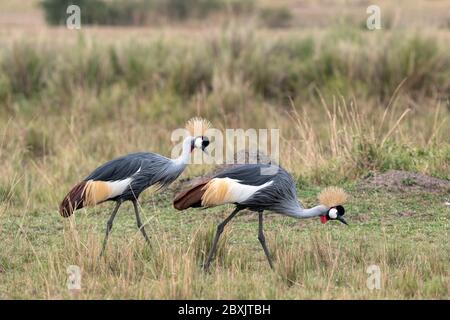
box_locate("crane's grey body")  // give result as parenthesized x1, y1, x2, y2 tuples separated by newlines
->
(86, 151, 188, 256)
(213, 164, 303, 216)
(85, 152, 186, 202)
(174, 163, 342, 271)
(212, 164, 327, 219)
(74, 134, 209, 257)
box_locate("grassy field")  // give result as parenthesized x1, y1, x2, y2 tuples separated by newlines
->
(0, 0, 449, 299)
(1, 185, 449, 299)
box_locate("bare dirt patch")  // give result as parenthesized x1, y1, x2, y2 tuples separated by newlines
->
(358, 170, 450, 194)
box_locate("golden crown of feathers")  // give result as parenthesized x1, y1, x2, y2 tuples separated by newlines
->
(185, 117, 211, 136)
(318, 187, 348, 207)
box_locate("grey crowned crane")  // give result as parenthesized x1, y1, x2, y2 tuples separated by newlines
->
(173, 163, 348, 270)
(60, 117, 211, 256)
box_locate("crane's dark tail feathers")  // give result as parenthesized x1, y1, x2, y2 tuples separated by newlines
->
(173, 178, 211, 210)
(59, 181, 87, 217)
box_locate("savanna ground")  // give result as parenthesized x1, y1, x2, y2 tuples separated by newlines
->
(0, 0, 449, 299)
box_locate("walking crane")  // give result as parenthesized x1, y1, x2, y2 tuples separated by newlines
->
(60, 117, 211, 256)
(173, 163, 348, 270)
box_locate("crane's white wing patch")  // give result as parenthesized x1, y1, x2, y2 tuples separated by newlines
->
(108, 177, 133, 198)
(202, 178, 273, 206)
(108, 167, 140, 198)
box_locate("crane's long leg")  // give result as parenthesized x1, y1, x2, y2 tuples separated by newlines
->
(132, 200, 150, 244)
(258, 211, 274, 269)
(203, 206, 241, 271)
(100, 200, 122, 257)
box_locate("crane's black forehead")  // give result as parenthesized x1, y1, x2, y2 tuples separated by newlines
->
(336, 205, 345, 215)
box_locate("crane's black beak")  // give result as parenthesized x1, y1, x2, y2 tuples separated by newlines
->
(337, 216, 348, 225)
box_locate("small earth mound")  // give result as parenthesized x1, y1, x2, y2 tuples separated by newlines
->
(358, 170, 450, 194)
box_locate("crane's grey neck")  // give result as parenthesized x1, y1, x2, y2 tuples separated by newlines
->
(171, 136, 193, 167)
(285, 203, 328, 219)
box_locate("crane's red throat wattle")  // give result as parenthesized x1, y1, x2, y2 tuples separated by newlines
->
(320, 215, 328, 224)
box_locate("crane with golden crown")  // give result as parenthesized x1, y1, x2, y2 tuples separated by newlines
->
(173, 163, 348, 270)
(59, 117, 211, 256)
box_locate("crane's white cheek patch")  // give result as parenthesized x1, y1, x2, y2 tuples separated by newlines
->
(194, 137, 203, 149)
(329, 208, 338, 219)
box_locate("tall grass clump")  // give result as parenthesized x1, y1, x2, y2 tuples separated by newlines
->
(373, 35, 448, 99)
(187, 223, 230, 267)
(258, 6, 293, 28)
(283, 89, 450, 183)
(2, 28, 450, 103)
(1, 44, 51, 98)
(155, 0, 222, 20)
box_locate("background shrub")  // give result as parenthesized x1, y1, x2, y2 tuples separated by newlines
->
(258, 6, 293, 28)
(40, 0, 232, 25)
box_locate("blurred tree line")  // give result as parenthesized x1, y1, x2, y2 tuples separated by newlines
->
(40, 0, 255, 25)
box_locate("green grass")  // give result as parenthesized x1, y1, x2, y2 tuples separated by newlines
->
(0, 183, 448, 299)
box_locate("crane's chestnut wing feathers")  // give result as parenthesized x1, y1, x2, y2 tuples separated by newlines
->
(173, 180, 209, 210)
(59, 181, 87, 217)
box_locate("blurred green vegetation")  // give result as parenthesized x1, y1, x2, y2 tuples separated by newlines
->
(40, 0, 255, 25)
(2, 29, 449, 103)
(258, 6, 293, 28)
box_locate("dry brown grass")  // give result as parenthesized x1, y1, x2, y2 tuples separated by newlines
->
(2, 215, 447, 299)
